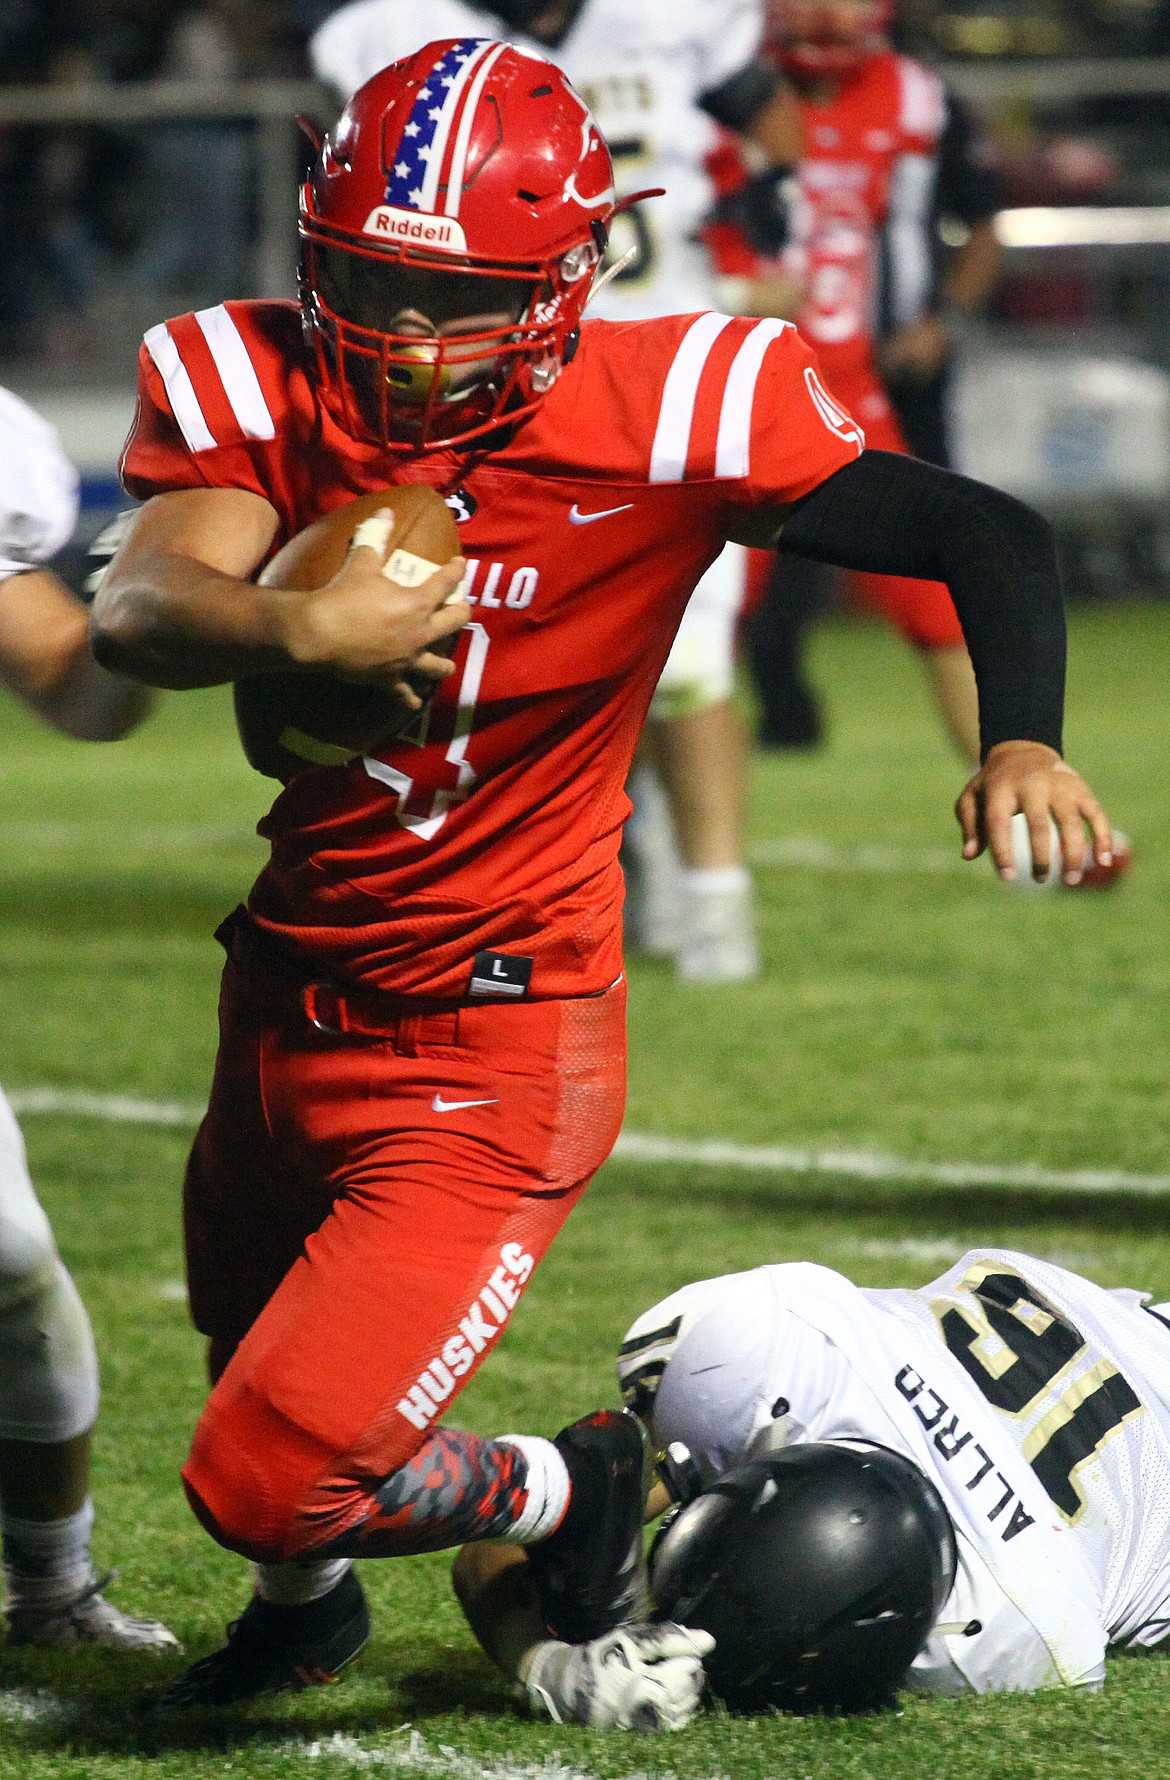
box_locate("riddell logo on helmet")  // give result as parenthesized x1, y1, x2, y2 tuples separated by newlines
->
(362, 205, 468, 253)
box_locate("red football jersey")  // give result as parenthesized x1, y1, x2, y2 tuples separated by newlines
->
(708, 51, 945, 393)
(121, 299, 859, 999)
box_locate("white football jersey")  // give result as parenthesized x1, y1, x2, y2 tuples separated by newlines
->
(619, 1251, 1170, 1695)
(309, 0, 764, 317)
(0, 387, 79, 581)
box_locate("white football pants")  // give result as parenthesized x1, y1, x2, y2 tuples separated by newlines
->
(0, 1089, 99, 1443)
(649, 543, 746, 721)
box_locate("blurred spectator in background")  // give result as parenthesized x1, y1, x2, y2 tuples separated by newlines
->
(0, 5, 95, 362)
(717, 0, 996, 758)
(130, 3, 253, 309)
(879, 88, 1002, 468)
(0, 1, 313, 369)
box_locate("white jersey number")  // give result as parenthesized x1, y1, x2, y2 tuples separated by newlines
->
(363, 622, 489, 842)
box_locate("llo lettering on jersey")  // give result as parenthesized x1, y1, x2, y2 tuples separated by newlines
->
(458, 560, 540, 611)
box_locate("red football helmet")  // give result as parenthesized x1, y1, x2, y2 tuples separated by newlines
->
(300, 38, 616, 453)
(764, 0, 891, 83)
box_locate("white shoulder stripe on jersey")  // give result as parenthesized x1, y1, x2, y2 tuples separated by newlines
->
(195, 305, 276, 442)
(649, 312, 735, 484)
(715, 318, 793, 480)
(143, 322, 217, 454)
(804, 366, 865, 452)
(444, 42, 508, 220)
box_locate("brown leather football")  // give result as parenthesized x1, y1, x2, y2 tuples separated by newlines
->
(233, 483, 462, 782)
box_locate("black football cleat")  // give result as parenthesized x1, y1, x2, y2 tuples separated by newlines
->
(157, 1568, 369, 1709)
(526, 1408, 650, 1645)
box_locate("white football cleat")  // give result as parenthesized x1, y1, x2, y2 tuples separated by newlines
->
(5, 1570, 180, 1652)
(676, 874, 760, 983)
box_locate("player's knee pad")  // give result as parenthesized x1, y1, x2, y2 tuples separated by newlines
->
(0, 1100, 99, 1442)
(182, 1389, 341, 1564)
(650, 547, 744, 721)
(0, 1247, 99, 1444)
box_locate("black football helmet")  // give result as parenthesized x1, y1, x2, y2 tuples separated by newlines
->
(649, 1443, 957, 1715)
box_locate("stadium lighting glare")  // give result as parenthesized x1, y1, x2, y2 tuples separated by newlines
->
(995, 207, 1170, 248)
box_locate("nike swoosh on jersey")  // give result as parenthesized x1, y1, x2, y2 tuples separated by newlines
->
(568, 502, 635, 524)
(431, 1093, 499, 1113)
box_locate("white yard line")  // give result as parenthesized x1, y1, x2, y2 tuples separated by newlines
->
(8, 1086, 1169, 1196)
(299, 1728, 728, 1780)
(611, 1131, 1170, 1195)
(0, 821, 259, 850)
(749, 835, 961, 874)
(8, 1088, 205, 1126)
(0, 1687, 68, 1726)
(1, 823, 953, 869)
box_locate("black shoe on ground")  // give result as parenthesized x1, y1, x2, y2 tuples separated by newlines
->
(526, 1408, 650, 1645)
(157, 1568, 369, 1708)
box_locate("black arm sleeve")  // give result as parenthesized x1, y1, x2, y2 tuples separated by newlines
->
(779, 450, 1065, 757)
(698, 54, 779, 130)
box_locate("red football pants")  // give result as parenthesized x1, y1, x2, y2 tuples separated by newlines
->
(744, 364, 965, 651)
(180, 949, 627, 1563)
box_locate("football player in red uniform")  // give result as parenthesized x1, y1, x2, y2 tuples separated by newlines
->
(94, 40, 1110, 1709)
(710, 0, 993, 759)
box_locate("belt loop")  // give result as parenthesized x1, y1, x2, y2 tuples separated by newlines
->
(395, 1013, 421, 1057)
(304, 982, 345, 1035)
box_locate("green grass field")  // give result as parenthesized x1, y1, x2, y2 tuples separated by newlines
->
(1, 602, 1169, 1779)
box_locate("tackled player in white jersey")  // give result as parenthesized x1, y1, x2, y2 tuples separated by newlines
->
(454, 1248, 1170, 1721)
(0, 386, 176, 1652)
(311, 0, 802, 980)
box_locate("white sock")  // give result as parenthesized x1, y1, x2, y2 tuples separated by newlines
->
(2, 1499, 94, 1609)
(496, 1436, 570, 1544)
(681, 864, 750, 898)
(253, 1556, 352, 1606)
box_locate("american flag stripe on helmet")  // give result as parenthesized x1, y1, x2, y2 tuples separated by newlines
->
(384, 39, 496, 217)
(144, 322, 216, 454)
(444, 42, 509, 220)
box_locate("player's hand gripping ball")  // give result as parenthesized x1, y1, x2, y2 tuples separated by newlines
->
(1006, 810, 1133, 889)
(234, 483, 462, 782)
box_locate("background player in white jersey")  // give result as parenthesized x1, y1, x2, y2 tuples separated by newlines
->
(311, 0, 801, 979)
(454, 1247, 1170, 1719)
(0, 387, 175, 1651)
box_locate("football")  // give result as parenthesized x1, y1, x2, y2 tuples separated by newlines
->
(1006, 810, 1133, 889)
(233, 483, 462, 782)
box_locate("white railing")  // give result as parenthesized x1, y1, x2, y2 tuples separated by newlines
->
(3, 62, 1170, 293)
(0, 80, 331, 298)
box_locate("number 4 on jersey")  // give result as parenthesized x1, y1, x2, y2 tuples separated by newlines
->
(364, 623, 490, 842)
